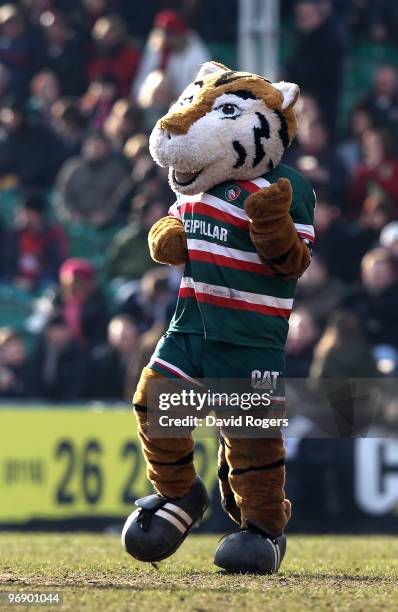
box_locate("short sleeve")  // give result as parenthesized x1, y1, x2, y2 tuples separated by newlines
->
(168, 199, 182, 220)
(289, 180, 316, 245)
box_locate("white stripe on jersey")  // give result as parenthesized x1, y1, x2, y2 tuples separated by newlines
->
(168, 201, 182, 220)
(294, 223, 315, 240)
(180, 278, 293, 310)
(248, 177, 271, 190)
(149, 356, 201, 386)
(179, 193, 249, 221)
(187, 239, 262, 264)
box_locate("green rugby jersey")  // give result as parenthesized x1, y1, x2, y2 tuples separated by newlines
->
(167, 163, 316, 349)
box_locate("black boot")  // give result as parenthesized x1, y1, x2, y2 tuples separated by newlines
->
(122, 476, 208, 562)
(214, 524, 286, 574)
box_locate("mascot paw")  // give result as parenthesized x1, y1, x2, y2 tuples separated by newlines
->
(149, 217, 188, 265)
(122, 476, 208, 562)
(214, 528, 286, 574)
(244, 178, 292, 223)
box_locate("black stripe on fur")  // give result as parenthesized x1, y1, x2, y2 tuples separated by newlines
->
(134, 404, 147, 413)
(230, 89, 257, 100)
(217, 463, 229, 481)
(231, 457, 285, 476)
(151, 451, 194, 467)
(233, 140, 247, 168)
(222, 493, 238, 512)
(252, 112, 270, 167)
(268, 248, 292, 265)
(215, 71, 241, 87)
(274, 109, 290, 149)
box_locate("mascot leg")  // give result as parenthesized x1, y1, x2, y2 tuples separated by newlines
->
(217, 435, 241, 525)
(122, 366, 208, 562)
(214, 435, 290, 574)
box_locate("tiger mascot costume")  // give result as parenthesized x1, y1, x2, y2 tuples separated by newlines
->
(122, 62, 315, 574)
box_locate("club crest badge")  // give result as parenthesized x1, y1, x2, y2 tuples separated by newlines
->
(225, 185, 241, 202)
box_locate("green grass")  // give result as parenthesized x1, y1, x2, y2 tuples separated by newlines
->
(1, 533, 398, 611)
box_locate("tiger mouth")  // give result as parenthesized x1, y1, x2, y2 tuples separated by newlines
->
(173, 168, 203, 186)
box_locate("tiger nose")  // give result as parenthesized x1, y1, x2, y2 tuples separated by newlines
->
(159, 115, 189, 136)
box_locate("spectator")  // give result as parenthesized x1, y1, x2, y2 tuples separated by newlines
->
(88, 315, 139, 400)
(107, 196, 167, 282)
(351, 1, 398, 48)
(286, 308, 320, 378)
(0, 327, 31, 398)
(119, 267, 178, 334)
(80, 72, 117, 130)
(285, 0, 344, 134)
(314, 190, 359, 283)
(285, 118, 347, 202)
(344, 248, 398, 348)
(51, 98, 88, 156)
(348, 128, 398, 215)
(359, 65, 398, 138)
(309, 310, 380, 382)
(40, 10, 86, 95)
(308, 310, 380, 437)
(81, 0, 113, 28)
(295, 254, 345, 327)
(88, 15, 141, 97)
(55, 258, 109, 348)
(0, 4, 40, 97)
(0, 98, 67, 188)
(55, 131, 130, 226)
(106, 140, 170, 219)
(354, 195, 396, 258)
(28, 313, 89, 401)
(23, 0, 54, 26)
(2, 192, 68, 291)
(133, 9, 209, 104)
(294, 93, 321, 126)
(103, 98, 145, 149)
(29, 69, 60, 121)
(337, 106, 372, 178)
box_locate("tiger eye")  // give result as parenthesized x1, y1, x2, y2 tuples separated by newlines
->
(222, 104, 236, 115)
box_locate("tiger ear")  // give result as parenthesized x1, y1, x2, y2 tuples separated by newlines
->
(272, 81, 300, 111)
(194, 61, 229, 80)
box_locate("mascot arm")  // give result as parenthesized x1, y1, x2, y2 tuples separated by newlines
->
(148, 216, 188, 265)
(244, 178, 311, 279)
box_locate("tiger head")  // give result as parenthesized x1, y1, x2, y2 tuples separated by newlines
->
(149, 61, 299, 195)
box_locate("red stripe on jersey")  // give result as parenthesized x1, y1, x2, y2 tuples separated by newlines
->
(179, 201, 249, 230)
(235, 180, 261, 194)
(179, 287, 196, 298)
(179, 288, 291, 318)
(188, 249, 274, 276)
(298, 231, 316, 243)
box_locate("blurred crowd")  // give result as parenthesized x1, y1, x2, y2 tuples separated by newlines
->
(0, 0, 398, 403)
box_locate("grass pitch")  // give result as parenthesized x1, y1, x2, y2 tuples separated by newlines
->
(0, 533, 398, 611)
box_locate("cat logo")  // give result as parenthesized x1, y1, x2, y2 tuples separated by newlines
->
(251, 370, 281, 390)
(225, 185, 241, 202)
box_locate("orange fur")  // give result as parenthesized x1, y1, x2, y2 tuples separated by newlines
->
(133, 367, 196, 498)
(148, 216, 188, 266)
(244, 178, 311, 278)
(159, 72, 297, 140)
(224, 436, 290, 535)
